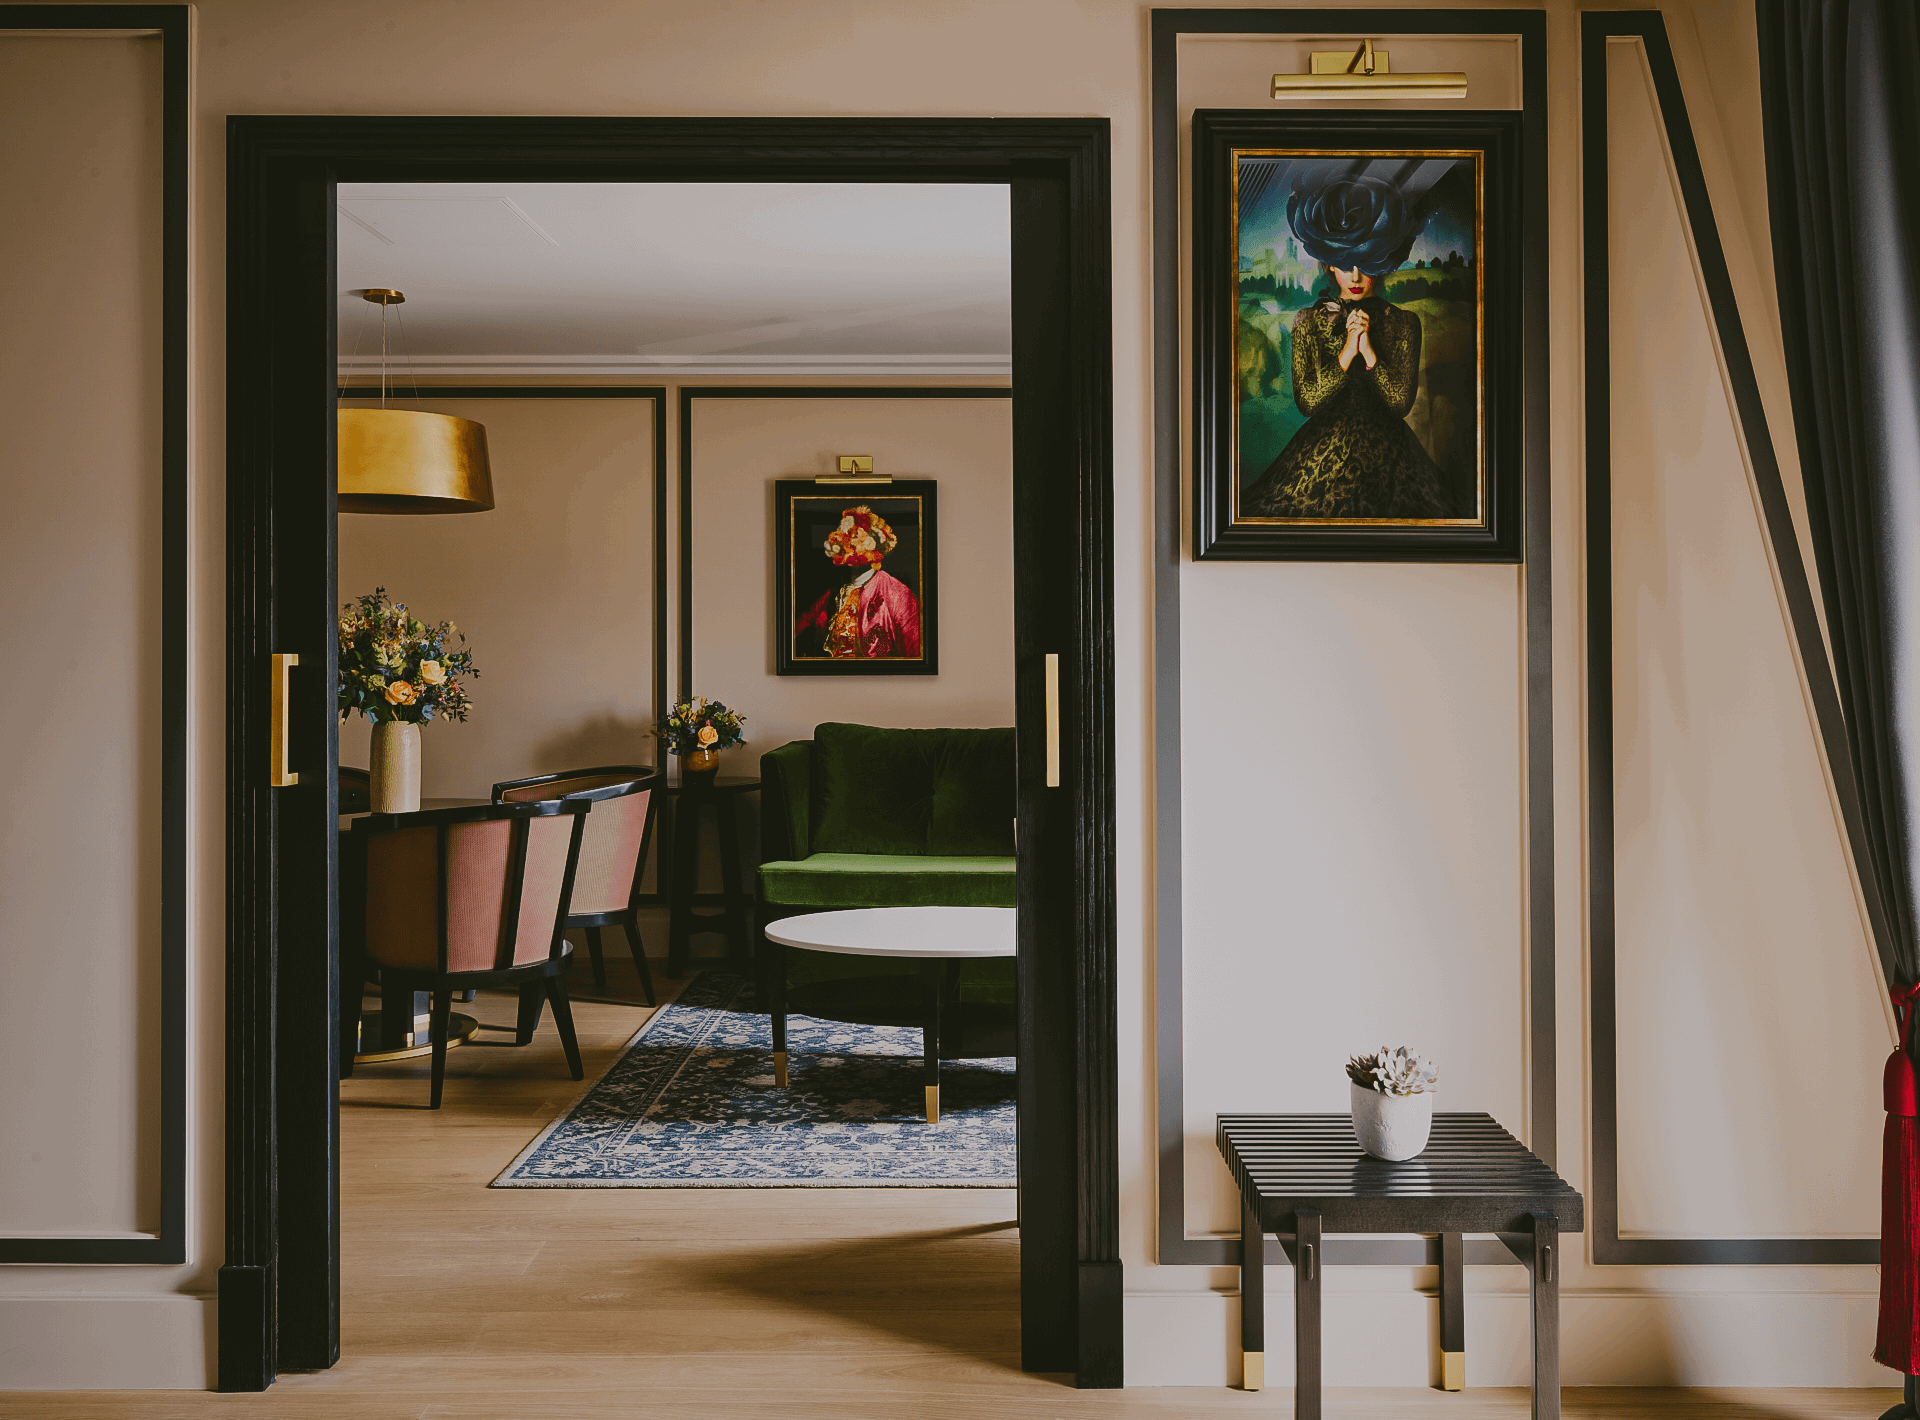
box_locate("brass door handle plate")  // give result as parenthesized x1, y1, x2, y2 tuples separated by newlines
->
(270, 652, 300, 787)
(1045, 653, 1060, 788)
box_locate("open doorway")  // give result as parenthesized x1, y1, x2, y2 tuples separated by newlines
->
(221, 118, 1118, 1393)
(326, 179, 1024, 1378)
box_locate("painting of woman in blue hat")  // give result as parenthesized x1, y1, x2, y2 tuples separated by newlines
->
(1234, 157, 1479, 522)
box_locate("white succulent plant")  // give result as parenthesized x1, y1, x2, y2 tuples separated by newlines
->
(1346, 1045, 1438, 1097)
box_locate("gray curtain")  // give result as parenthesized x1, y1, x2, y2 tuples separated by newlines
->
(1758, 0, 1920, 993)
(1759, 0, 1920, 1397)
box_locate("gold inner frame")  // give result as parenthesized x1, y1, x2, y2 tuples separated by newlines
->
(1226, 147, 1487, 528)
(787, 493, 927, 662)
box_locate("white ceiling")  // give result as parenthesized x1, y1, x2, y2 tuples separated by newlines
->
(335, 182, 1012, 378)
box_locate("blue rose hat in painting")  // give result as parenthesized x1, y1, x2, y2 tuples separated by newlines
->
(1286, 172, 1426, 277)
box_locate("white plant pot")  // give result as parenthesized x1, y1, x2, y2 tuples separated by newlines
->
(1350, 1081, 1434, 1161)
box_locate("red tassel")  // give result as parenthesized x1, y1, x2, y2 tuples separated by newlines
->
(1878, 987, 1920, 1375)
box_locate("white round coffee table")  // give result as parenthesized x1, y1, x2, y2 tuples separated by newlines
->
(761, 906, 1015, 1122)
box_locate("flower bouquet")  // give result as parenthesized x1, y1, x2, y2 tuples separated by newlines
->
(337, 588, 478, 811)
(658, 696, 747, 779)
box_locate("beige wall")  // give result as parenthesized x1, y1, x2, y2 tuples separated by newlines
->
(336, 395, 658, 798)
(0, 0, 1888, 1392)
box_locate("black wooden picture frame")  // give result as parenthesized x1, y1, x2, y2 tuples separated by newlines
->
(1193, 109, 1525, 562)
(773, 478, 939, 676)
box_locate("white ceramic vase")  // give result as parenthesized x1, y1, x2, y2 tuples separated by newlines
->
(370, 720, 421, 813)
(1350, 1081, 1434, 1161)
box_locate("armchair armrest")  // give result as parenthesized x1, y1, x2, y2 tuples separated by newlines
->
(759, 740, 812, 863)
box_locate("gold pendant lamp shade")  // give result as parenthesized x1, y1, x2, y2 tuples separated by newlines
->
(338, 288, 496, 514)
(338, 408, 495, 514)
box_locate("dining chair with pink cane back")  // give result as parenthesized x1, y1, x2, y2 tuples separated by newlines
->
(349, 798, 590, 1108)
(491, 765, 662, 1006)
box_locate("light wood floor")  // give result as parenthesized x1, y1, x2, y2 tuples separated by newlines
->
(3, 955, 1901, 1417)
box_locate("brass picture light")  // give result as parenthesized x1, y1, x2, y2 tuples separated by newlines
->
(1271, 38, 1468, 102)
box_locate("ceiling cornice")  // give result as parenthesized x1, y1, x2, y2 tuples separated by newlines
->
(335, 353, 1011, 379)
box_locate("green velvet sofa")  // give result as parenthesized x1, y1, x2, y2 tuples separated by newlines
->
(758, 722, 1016, 1023)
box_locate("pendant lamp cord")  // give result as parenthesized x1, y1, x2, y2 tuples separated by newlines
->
(394, 304, 421, 407)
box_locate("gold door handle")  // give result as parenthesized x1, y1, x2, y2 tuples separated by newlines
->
(1045, 653, 1060, 788)
(270, 652, 300, 787)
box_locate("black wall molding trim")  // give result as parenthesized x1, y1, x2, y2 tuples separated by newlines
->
(1150, 7, 1552, 1270)
(337, 385, 669, 729)
(1581, 11, 1877, 1267)
(228, 117, 1117, 1390)
(675, 385, 1010, 704)
(0, 3, 191, 1269)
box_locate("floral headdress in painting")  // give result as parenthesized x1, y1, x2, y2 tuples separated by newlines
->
(823, 505, 899, 568)
(1287, 172, 1426, 279)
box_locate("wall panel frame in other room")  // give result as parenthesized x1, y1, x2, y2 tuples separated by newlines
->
(677, 385, 1011, 701)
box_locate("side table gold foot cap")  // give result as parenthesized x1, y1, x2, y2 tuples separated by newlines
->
(1441, 1349, 1464, 1391)
(773, 1052, 788, 1087)
(925, 1085, 940, 1124)
(1242, 1351, 1263, 1391)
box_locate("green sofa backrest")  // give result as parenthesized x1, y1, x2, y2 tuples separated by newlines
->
(805, 722, 1015, 857)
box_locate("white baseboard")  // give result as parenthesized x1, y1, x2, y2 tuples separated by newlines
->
(0, 1295, 212, 1389)
(1124, 1287, 1888, 1387)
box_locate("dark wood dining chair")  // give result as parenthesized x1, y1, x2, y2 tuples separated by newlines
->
(349, 799, 590, 1108)
(491, 765, 662, 1006)
(339, 763, 372, 813)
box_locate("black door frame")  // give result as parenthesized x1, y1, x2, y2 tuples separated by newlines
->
(221, 117, 1119, 1391)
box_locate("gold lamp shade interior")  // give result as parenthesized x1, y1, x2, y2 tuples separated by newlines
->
(337, 407, 495, 514)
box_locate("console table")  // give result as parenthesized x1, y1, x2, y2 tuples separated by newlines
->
(1216, 1112, 1582, 1415)
(662, 774, 758, 974)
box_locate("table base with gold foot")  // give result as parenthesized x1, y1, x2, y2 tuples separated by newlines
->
(1440, 1228, 1466, 1390)
(759, 906, 1016, 1126)
(354, 1008, 480, 1063)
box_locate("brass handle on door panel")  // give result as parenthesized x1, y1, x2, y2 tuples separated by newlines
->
(1045, 653, 1060, 788)
(270, 652, 300, 787)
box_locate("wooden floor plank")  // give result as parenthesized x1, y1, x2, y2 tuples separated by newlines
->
(5, 960, 1895, 1415)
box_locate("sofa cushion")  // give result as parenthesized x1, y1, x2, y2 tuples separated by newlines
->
(810, 722, 1015, 857)
(757, 852, 1015, 908)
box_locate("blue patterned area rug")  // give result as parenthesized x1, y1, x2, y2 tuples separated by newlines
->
(492, 972, 1016, 1188)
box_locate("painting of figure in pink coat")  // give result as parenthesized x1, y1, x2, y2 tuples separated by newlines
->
(775, 480, 937, 676)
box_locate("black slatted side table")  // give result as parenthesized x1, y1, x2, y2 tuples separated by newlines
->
(1217, 1112, 1582, 1417)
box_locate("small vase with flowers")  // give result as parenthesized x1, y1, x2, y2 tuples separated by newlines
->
(658, 696, 748, 784)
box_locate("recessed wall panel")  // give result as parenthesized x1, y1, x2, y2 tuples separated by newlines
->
(686, 395, 1015, 756)
(1606, 41, 1882, 1240)
(337, 395, 656, 797)
(1175, 31, 1530, 1240)
(0, 34, 166, 1236)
